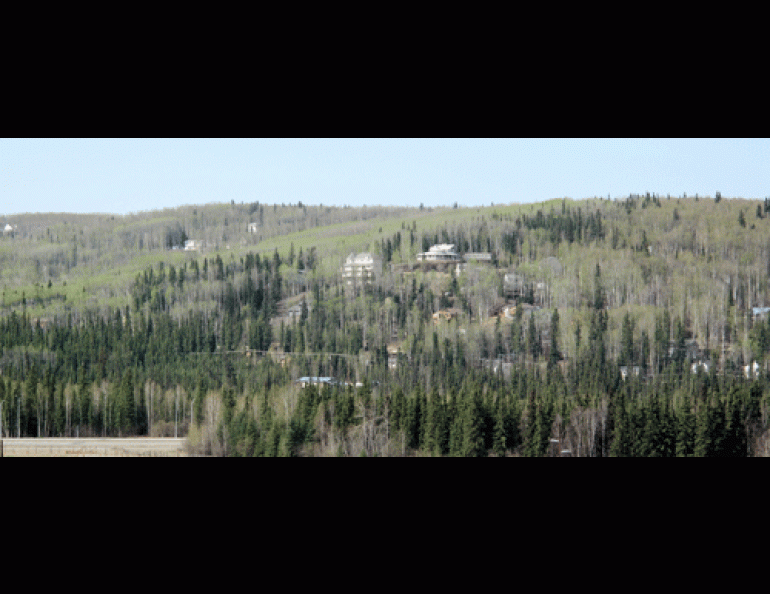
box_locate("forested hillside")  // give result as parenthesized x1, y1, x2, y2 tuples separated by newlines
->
(1, 194, 770, 455)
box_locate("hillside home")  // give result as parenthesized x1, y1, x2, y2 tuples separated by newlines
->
(342, 252, 382, 286)
(248, 223, 259, 233)
(387, 344, 403, 370)
(619, 366, 642, 381)
(669, 339, 701, 361)
(184, 239, 204, 251)
(432, 308, 461, 324)
(295, 376, 339, 388)
(417, 244, 462, 263)
(744, 361, 761, 379)
(286, 301, 312, 322)
(504, 272, 526, 298)
(691, 360, 713, 374)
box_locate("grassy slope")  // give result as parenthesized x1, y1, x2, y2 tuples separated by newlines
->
(4, 196, 770, 366)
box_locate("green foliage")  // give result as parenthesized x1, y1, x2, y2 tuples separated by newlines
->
(2, 197, 770, 454)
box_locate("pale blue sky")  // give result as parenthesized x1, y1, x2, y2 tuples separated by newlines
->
(2, 138, 769, 215)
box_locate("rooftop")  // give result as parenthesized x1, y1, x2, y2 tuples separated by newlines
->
(295, 376, 338, 384)
(427, 244, 456, 253)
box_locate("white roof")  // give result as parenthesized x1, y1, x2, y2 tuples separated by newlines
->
(428, 244, 456, 253)
(4, 224, 13, 232)
(346, 252, 377, 262)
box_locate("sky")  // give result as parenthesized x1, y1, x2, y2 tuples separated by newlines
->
(2, 138, 769, 216)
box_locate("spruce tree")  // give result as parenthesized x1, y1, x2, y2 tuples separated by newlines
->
(528, 313, 540, 361)
(461, 393, 485, 457)
(675, 393, 695, 457)
(593, 263, 605, 310)
(609, 396, 629, 457)
(24, 364, 39, 437)
(694, 397, 714, 457)
(424, 388, 448, 456)
(492, 397, 507, 457)
(0, 378, 5, 437)
(79, 379, 93, 435)
(723, 388, 747, 457)
(619, 312, 634, 367)
(404, 388, 422, 450)
(506, 397, 522, 454)
(549, 308, 561, 368)
(535, 392, 554, 457)
(448, 414, 463, 457)
(523, 390, 539, 457)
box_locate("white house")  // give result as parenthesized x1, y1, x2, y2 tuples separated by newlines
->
(744, 361, 760, 379)
(295, 376, 338, 389)
(691, 360, 713, 374)
(3, 224, 17, 236)
(247, 223, 259, 233)
(342, 252, 382, 286)
(619, 366, 641, 380)
(184, 239, 203, 251)
(417, 244, 462, 263)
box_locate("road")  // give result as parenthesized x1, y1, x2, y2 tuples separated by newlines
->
(0, 437, 188, 457)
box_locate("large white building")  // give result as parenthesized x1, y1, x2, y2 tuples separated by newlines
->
(184, 239, 204, 251)
(342, 252, 382, 286)
(417, 243, 462, 263)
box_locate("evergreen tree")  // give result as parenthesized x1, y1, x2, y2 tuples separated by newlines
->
(549, 308, 561, 368)
(694, 397, 715, 457)
(424, 388, 447, 456)
(675, 394, 695, 457)
(523, 390, 539, 457)
(460, 390, 485, 457)
(492, 397, 507, 457)
(0, 379, 5, 437)
(24, 364, 39, 437)
(528, 313, 540, 361)
(114, 370, 135, 436)
(619, 312, 634, 367)
(722, 388, 747, 457)
(593, 263, 605, 310)
(79, 378, 93, 434)
(609, 395, 630, 457)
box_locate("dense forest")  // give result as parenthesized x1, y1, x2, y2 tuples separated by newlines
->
(1, 193, 770, 455)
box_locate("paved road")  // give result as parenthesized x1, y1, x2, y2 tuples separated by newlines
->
(0, 438, 188, 457)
